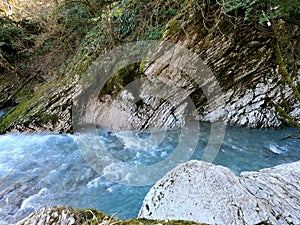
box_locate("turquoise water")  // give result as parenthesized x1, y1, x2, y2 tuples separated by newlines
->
(0, 123, 299, 224)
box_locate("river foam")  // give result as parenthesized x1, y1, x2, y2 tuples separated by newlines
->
(0, 123, 299, 224)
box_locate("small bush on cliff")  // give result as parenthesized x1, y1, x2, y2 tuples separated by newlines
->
(223, 0, 300, 25)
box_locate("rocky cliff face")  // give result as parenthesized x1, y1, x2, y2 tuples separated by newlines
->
(78, 17, 300, 131)
(60, 16, 300, 132)
(0, 4, 299, 133)
(138, 160, 300, 225)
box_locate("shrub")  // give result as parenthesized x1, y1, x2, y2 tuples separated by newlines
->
(222, 0, 300, 25)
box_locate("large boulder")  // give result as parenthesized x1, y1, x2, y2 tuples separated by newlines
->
(240, 161, 300, 225)
(139, 160, 300, 224)
(138, 160, 277, 224)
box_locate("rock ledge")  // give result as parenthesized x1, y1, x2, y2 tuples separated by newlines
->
(138, 160, 300, 225)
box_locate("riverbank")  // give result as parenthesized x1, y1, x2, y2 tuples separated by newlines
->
(11, 206, 208, 225)
(11, 160, 300, 225)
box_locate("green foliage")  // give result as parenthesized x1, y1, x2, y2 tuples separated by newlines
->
(100, 63, 143, 97)
(146, 25, 165, 40)
(112, 1, 138, 40)
(56, 1, 94, 37)
(223, 0, 300, 24)
(79, 0, 182, 54)
(72, 207, 208, 225)
(0, 17, 38, 62)
(58, 0, 96, 16)
(144, 1, 179, 40)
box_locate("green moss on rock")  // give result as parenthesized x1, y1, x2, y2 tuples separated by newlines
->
(16, 206, 208, 225)
(99, 63, 143, 98)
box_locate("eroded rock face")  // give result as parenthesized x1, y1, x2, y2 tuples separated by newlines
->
(81, 20, 300, 130)
(240, 161, 300, 225)
(11, 206, 77, 225)
(138, 160, 300, 225)
(138, 160, 276, 224)
(1, 8, 299, 133)
(1, 75, 80, 134)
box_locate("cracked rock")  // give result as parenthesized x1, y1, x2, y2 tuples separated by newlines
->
(138, 160, 278, 224)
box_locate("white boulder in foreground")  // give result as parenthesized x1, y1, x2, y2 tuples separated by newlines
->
(240, 161, 300, 225)
(138, 160, 300, 224)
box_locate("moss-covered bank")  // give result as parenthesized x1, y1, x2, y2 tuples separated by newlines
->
(14, 206, 208, 225)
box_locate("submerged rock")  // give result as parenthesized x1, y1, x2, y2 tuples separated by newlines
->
(138, 160, 300, 225)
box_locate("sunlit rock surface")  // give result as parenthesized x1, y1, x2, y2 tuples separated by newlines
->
(1, 10, 299, 133)
(11, 206, 77, 225)
(78, 21, 300, 130)
(240, 161, 300, 225)
(139, 160, 300, 225)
